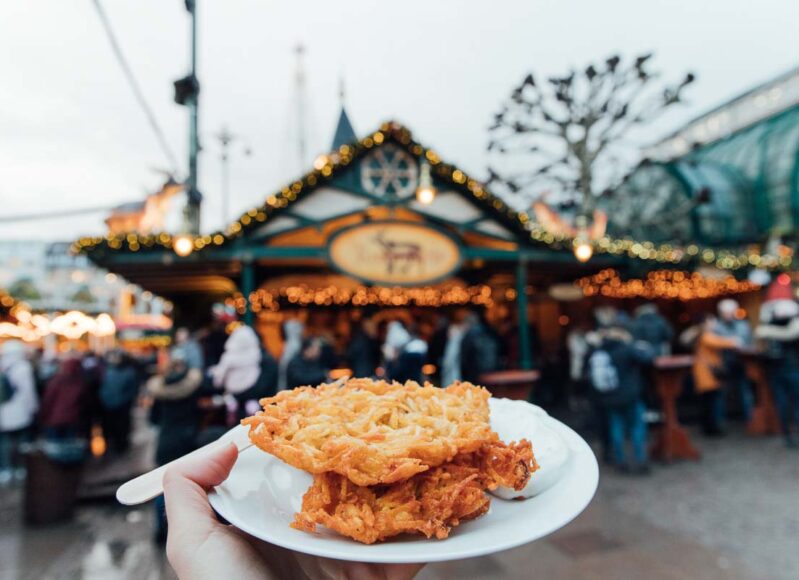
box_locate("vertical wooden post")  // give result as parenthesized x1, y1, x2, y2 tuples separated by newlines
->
(516, 258, 532, 369)
(242, 260, 255, 326)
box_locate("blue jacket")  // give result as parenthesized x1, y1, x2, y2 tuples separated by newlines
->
(589, 338, 655, 408)
(99, 364, 139, 410)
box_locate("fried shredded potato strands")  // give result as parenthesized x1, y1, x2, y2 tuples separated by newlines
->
(242, 378, 538, 544)
(243, 379, 497, 486)
(292, 440, 536, 544)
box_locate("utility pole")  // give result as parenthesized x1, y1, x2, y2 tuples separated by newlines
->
(294, 44, 308, 174)
(216, 126, 234, 226)
(174, 0, 202, 234)
(214, 126, 252, 228)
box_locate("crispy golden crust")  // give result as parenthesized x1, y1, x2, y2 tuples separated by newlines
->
(242, 379, 497, 486)
(291, 439, 535, 544)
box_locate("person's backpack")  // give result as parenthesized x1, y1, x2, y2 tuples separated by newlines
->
(0, 371, 16, 404)
(588, 349, 619, 393)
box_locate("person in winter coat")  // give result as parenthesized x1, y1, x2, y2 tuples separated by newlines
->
(440, 321, 466, 387)
(459, 312, 499, 384)
(631, 303, 674, 356)
(80, 351, 104, 428)
(346, 318, 380, 378)
(99, 350, 140, 454)
(232, 337, 279, 421)
(587, 326, 655, 474)
(173, 327, 204, 371)
(209, 325, 262, 396)
(287, 338, 330, 389)
(147, 350, 203, 543)
(39, 357, 91, 438)
(383, 321, 428, 384)
(693, 313, 740, 435)
(278, 320, 304, 391)
(0, 340, 38, 484)
(712, 299, 754, 421)
(755, 278, 799, 447)
(202, 318, 229, 369)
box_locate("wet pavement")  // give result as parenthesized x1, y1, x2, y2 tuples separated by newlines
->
(1, 422, 796, 580)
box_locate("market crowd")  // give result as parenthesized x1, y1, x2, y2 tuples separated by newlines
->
(2, 276, 799, 534)
(568, 276, 799, 475)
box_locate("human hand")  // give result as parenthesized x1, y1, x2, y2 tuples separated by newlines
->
(163, 443, 425, 580)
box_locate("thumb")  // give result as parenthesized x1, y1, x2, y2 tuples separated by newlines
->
(163, 442, 239, 536)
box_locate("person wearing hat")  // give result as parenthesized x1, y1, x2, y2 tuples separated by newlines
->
(693, 312, 741, 435)
(712, 298, 754, 423)
(147, 348, 203, 542)
(756, 277, 799, 447)
(586, 324, 656, 474)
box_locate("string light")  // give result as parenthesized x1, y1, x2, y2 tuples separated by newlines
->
(0, 308, 117, 342)
(416, 161, 436, 205)
(228, 283, 496, 314)
(71, 121, 794, 274)
(173, 234, 194, 257)
(74, 123, 526, 257)
(116, 335, 171, 349)
(576, 269, 761, 301)
(574, 240, 593, 262)
(0, 289, 20, 313)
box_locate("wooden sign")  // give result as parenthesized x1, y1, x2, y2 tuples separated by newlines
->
(328, 221, 461, 286)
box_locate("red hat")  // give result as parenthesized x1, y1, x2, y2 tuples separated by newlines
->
(765, 275, 795, 302)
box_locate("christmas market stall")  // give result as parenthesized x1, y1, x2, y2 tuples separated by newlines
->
(76, 121, 634, 371)
(75, 120, 793, 377)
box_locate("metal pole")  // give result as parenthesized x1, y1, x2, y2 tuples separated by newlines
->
(242, 260, 255, 326)
(184, 0, 201, 234)
(216, 126, 233, 226)
(516, 258, 532, 369)
(294, 44, 307, 173)
(221, 149, 229, 226)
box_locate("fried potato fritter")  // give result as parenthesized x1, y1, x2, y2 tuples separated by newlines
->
(243, 379, 497, 486)
(291, 439, 536, 544)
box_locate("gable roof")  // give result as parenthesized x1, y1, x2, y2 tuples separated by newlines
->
(74, 121, 535, 255)
(331, 106, 357, 150)
(74, 121, 791, 274)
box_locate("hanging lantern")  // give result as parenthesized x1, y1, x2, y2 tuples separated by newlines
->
(416, 162, 436, 205)
(574, 240, 593, 263)
(573, 214, 593, 263)
(173, 234, 194, 257)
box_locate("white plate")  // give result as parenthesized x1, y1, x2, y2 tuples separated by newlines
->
(208, 399, 598, 563)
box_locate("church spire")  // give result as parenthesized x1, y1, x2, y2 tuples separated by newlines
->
(331, 75, 356, 150)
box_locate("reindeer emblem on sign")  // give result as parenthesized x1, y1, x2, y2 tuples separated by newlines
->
(328, 222, 461, 286)
(373, 229, 423, 275)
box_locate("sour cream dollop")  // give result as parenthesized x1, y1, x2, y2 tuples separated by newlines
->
(488, 397, 570, 499)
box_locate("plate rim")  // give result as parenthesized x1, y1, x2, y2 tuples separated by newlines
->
(208, 400, 599, 563)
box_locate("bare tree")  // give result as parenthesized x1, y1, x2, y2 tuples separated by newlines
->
(487, 54, 694, 214)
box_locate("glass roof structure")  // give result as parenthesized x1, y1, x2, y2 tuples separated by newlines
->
(609, 104, 799, 245)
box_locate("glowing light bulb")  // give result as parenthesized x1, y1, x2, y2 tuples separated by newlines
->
(415, 161, 436, 205)
(313, 155, 329, 170)
(574, 242, 593, 263)
(173, 234, 194, 257)
(416, 186, 436, 205)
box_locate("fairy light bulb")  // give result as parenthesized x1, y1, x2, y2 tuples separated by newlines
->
(173, 234, 194, 257)
(416, 162, 436, 205)
(573, 214, 593, 262)
(574, 241, 593, 263)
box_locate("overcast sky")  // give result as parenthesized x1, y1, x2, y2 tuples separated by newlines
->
(1, 0, 797, 241)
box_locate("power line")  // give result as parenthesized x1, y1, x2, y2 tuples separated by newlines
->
(0, 205, 113, 223)
(91, 0, 180, 175)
